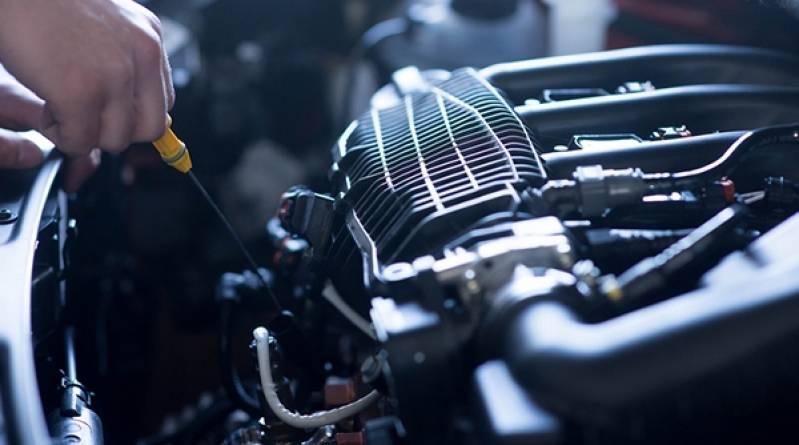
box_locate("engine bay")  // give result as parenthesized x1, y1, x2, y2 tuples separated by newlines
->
(3, 2, 799, 444)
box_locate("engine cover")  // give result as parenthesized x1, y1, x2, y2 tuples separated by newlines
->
(328, 68, 546, 299)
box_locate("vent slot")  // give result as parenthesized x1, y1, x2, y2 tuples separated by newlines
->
(331, 68, 546, 263)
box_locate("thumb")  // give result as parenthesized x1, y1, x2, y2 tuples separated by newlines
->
(0, 128, 44, 169)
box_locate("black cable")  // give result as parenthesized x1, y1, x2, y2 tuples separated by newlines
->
(218, 300, 262, 417)
(644, 123, 799, 192)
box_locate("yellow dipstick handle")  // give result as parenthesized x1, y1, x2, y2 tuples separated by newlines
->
(152, 114, 193, 173)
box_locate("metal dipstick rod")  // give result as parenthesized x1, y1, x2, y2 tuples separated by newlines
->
(152, 115, 282, 312)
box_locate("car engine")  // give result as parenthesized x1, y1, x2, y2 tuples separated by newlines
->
(3, 5, 799, 445)
(269, 44, 799, 445)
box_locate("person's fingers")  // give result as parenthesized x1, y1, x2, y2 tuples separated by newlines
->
(136, 3, 174, 111)
(98, 100, 136, 153)
(0, 128, 44, 169)
(97, 70, 136, 152)
(1, 0, 172, 155)
(131, 18, 169, 141)
(94, 56, 136, 152)
(162, 45, 175, 111)
(38, 107, 59, 147)
(40, 88, 102, 156)
(141, 7, 175, 112)
(0, 67, 44, 130)
(62, 148, 102, 193)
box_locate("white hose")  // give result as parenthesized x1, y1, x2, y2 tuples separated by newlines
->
(321, 286, 376, 340)
(252, 327, 381, 429)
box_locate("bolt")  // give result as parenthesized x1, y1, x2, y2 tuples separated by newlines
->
(465, 279, 481, 295)
(384, 262, 414, 281)
(0, 208, 17, 224)
(360, 355, 383, 384)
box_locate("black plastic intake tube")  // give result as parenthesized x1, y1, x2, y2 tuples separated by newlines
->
(541, 131, 745, 179)
(612, 205, 749, 306)
(583, 227, 693, 274)
(514, 85, 799, 139)
(481, 44, 799, 103)
(505, 263, 799, 419)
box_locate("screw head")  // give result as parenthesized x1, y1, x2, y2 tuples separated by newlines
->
(0, 208, 17, 224)
(360, 355, 382, 383)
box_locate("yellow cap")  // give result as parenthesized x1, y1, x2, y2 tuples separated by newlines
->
(153, 115, 193, 173)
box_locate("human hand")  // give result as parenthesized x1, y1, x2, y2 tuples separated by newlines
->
(0, 0, 174, 157)
(0, 65, 44, 169)
(0, 66, 100, 192)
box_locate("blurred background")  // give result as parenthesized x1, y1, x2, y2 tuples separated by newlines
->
(65, 0, 799, 442)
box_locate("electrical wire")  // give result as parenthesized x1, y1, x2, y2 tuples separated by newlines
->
(321, 286, 376, 340)
(253, 327, 381, 429)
